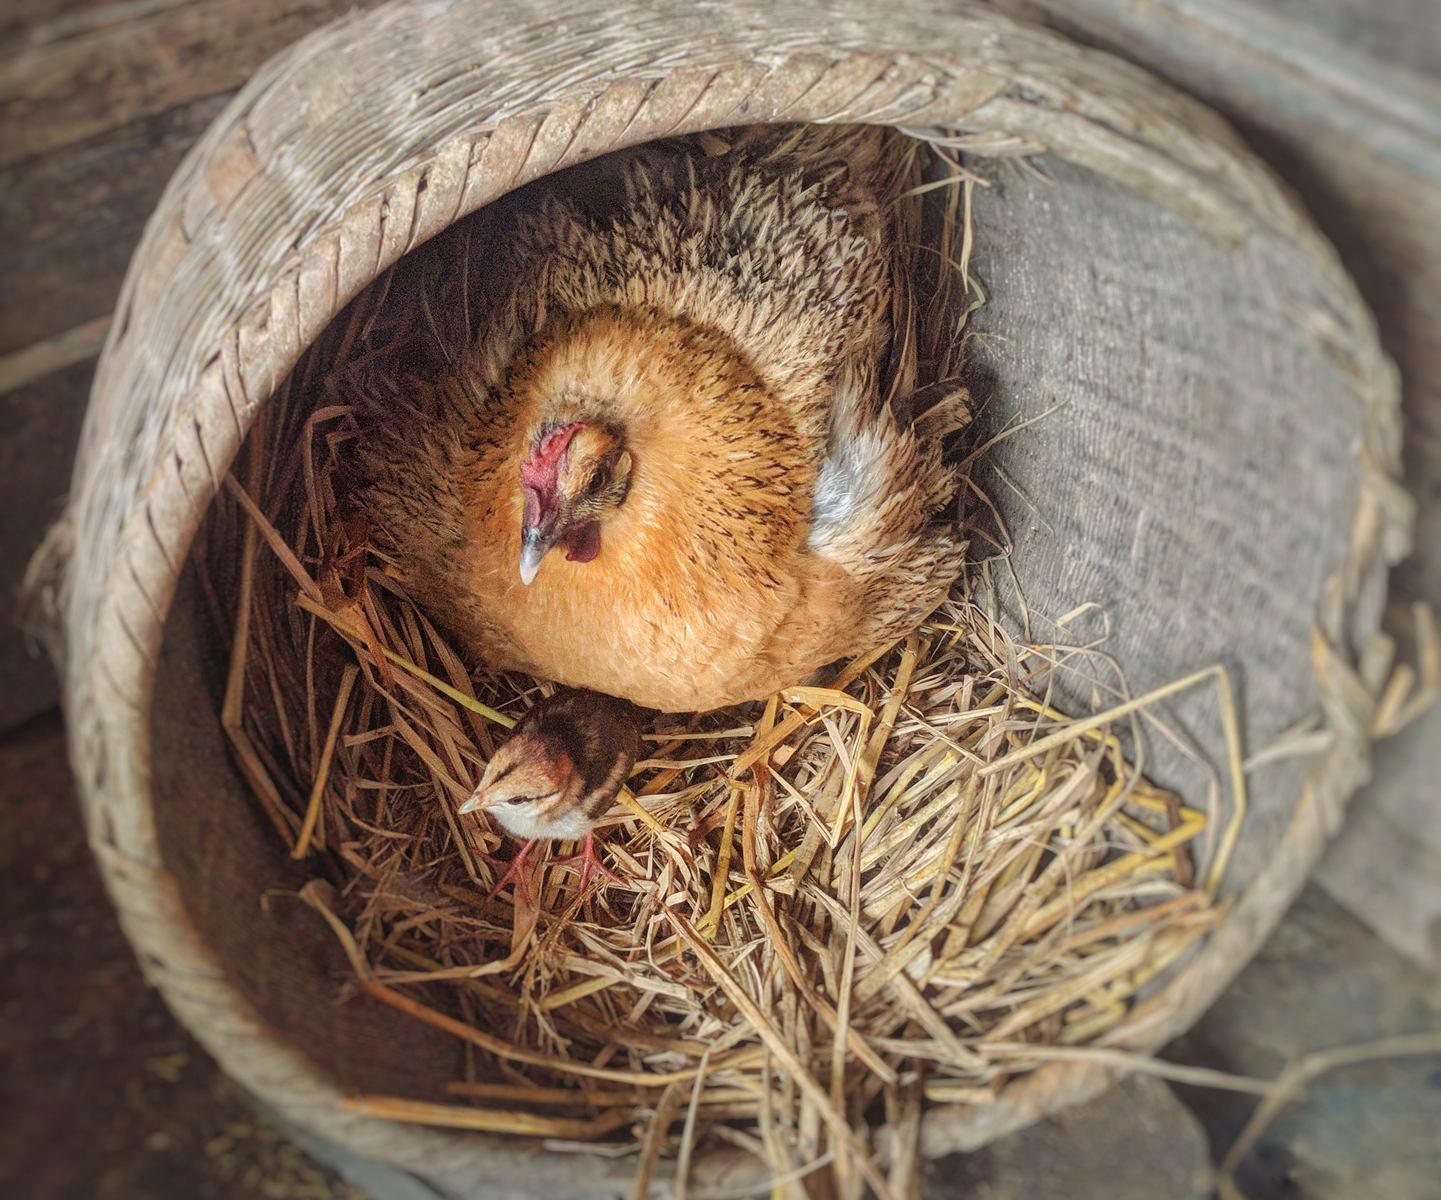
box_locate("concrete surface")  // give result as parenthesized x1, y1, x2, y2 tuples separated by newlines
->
(1167, 886, 1441, 1199)
(921, 1076, 1213, 1200)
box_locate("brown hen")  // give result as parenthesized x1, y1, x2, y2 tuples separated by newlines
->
(350, 124, 966, 712)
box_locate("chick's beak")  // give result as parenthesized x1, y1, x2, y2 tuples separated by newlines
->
(459, 753, 505, 814)
(457, 789, 486, 815)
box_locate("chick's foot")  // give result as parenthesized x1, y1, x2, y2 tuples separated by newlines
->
(477, 838, 539, 906)
(554, 831, 623, 895)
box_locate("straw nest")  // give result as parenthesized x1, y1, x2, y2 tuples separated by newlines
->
(195, 135, 1243, 1198)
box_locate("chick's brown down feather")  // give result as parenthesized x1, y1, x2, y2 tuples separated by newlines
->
(349, 125, 966, 712)
(461, 688, 644, 842)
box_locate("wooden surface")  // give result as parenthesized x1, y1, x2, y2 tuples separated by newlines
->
(1247, 0, 1441, 74)
(0, 710, 377, 1200)
(0, 0, 386, 732)
(0, 0, 388, 168)
(999, 0, 1441, 972)
(0, 364, 90, 729)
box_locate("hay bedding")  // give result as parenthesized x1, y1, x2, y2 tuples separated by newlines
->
(196, 138, 1239, 1197)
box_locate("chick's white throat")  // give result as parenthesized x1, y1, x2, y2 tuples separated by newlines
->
(482, 801, 596, 842)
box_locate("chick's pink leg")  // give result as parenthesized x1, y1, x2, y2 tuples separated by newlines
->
(478, 838, 538, 905)
(557, 831, 623, 893)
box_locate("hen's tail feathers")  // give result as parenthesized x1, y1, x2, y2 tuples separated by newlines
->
(912, 382, 973, 442)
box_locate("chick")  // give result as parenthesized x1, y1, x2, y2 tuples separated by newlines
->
(458, 687, 643, 897)
(354, 124, 966, 712)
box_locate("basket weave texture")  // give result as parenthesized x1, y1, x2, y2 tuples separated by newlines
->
(33, 0, 1410, 1194)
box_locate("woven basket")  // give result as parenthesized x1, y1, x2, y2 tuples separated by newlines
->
(32, 0, 1411, 1194)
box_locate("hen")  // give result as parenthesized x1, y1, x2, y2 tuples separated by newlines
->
(351, 124, 966, 712)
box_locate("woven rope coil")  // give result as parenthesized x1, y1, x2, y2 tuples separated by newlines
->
(31, 0, 1410, 1192)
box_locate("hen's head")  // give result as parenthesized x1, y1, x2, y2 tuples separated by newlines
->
(517, 421, 632, 585)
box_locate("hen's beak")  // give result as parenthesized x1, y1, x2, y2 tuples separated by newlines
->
(519, 526, 558, 586)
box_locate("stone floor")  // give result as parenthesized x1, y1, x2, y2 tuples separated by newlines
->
(1169, 887, 1441, 1199)
(0, 713, 364, 1200)
(921, 1076, 1213, 1199)
(3, 710, 1438, 1200)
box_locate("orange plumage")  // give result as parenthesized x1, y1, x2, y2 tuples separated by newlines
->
(349, 124, 966, 712)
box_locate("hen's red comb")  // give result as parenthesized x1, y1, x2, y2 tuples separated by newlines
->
(520, 422, 587, 492)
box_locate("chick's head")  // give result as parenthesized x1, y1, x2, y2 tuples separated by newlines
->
(517, 420, 632, 585)
(459, 730, 592, 841)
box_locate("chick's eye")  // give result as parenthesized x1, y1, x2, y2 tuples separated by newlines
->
(587, 468, 605, 493)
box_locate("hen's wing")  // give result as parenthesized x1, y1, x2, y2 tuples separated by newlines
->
(806, 130, 970, 652)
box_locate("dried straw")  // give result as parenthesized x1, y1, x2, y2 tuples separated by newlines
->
(201, 425, 1237, 1194)
(194, 134, 1243, 1196)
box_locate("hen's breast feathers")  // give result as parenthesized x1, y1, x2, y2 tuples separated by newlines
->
(450, 307, 847, 709)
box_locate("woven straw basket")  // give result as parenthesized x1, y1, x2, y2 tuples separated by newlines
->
(31, 0, 1412, 1194)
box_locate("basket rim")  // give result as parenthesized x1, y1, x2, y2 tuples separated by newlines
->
(47, 0, 1407, 1185)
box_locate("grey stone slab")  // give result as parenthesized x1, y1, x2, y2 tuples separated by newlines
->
(249, 1073, 1217, 1200)
(920, 1076, 1213, 1200)
(1166, 886, 1441, 1199)
(1319, 699, 1441, 973)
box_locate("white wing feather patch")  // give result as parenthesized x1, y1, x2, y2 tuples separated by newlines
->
(810, 377, 895, 554)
